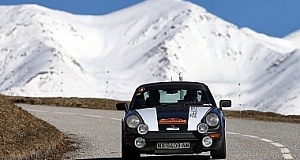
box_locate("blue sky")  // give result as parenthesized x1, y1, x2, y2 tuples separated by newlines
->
(0, 0, 299, 38)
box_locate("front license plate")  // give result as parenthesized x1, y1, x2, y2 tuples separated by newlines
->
(157, 142, 190, 149)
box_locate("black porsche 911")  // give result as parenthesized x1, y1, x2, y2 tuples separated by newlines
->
(116, 81, 231, 159)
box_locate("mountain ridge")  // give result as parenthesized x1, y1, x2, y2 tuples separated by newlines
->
(0, 1, 300, 115)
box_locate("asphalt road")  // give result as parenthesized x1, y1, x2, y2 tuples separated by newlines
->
(19, 104, 299, 160)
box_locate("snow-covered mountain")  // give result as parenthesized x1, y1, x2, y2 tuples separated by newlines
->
(0, 0, 300, 115)
(284, 30, 300, 46)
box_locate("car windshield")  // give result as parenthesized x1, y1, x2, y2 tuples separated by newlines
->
(131, 88, 211, 109)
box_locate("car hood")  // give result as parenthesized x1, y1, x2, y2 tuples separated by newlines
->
(136, 106, 211, 132)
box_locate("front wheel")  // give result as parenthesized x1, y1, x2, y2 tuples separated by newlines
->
(122, 145, 140, 160)
(122, 133, 140, 160)
(211, 135, 226, 159)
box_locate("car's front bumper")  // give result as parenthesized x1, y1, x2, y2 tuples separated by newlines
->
(123, 131, 224, 154)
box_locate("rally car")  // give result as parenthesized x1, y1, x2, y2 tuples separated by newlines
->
(116, 81, 231, 159)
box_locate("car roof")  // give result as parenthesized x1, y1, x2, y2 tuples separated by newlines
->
(136, 81, 210, 92)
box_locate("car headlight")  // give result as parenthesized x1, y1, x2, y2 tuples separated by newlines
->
(137, 124, 149, 135)
(202, 136, 213, 147)
(206, 113, 219, 127)
(126, 115, 141, 128)
(197, 123, 208, 134)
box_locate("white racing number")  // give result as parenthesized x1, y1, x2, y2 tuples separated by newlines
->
(189, 106, 198, 118)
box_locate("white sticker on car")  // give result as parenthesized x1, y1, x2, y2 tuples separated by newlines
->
(187, 107, 210, 131)
(136, 108, 159, 131)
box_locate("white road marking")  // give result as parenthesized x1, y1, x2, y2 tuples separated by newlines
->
(109, 118, 122, 121)
(227, 132, 240, 135)
(227, 132, 293, 159)
(272, 142, 285, 148)
(81, 114, 103, 118)
(27, 109, 103, 119)
(281, 148, 291, 154)
(260, 138, 274, 143)
(53, 112, 76, 115)
(243, 134, 259, 139)
(283, 154, 294, 160)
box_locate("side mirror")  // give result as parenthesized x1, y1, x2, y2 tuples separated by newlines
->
(220, 100, 231, 108)
(116, 103, 128, 111)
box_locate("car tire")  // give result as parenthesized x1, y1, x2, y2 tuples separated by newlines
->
(122, 129, 140, 160)
(211, 133, 226, 159)
(122, 145, 140, 160)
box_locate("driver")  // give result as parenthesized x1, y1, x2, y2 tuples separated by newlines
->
(184, 90, 198, 102)
(145, 90, 160, 106)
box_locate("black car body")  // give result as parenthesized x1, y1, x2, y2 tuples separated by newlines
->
(116, 81, 231, 159)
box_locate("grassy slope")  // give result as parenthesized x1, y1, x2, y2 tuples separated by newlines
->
(0, 95, 66, 159)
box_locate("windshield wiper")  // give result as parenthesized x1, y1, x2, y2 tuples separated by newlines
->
(142, 103, 171, 108)
(157, 103, 173, 108)
(183, 101, 212, 107)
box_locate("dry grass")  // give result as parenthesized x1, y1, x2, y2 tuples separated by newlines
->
(223, 110, 300, 124)
(0, 95, 70, 159)
(7, 96, 123, 110)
